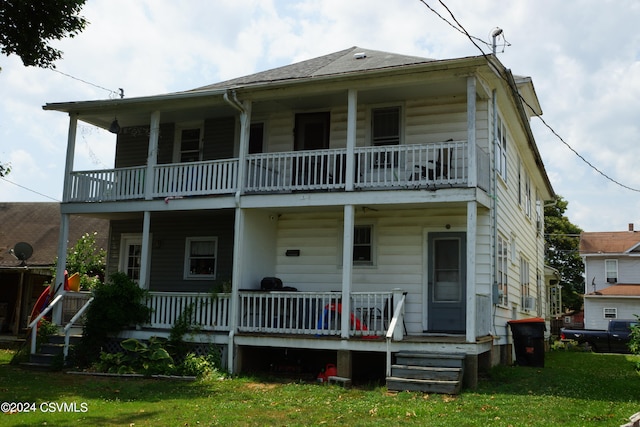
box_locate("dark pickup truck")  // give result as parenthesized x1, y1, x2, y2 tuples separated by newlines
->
(560, 319, 638, 353)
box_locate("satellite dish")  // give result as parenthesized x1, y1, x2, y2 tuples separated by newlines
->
(11, 242, 33, 264)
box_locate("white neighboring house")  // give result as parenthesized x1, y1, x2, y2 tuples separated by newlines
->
(43, 47, 556, 390)
(581, 226, 640, 330)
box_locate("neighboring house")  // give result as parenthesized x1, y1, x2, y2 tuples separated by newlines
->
(580, 226, 640, 329)
(551, 310, 584, 335)
(43, 47, 555, 388)
(0, 202, 108, 335)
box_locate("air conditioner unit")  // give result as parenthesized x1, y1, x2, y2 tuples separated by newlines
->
(523, 296, 536, 311)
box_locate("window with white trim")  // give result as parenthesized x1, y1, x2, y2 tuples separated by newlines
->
(174, 123, 204, 163)
(603, 307, 617, 319)
(184, 237, 217, 279)
(496, 115, 508, 181)
(520, 256, 530, 310)
(353, 225, 374, 266)
(605, 259, 617, 283)
(497, 234, 509, 305)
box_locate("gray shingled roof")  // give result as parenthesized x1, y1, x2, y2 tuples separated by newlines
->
(0, 203, 109, 267)
(191, 46, 436, 91)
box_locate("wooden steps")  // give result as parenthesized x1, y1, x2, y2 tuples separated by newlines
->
(21, 334, 81, 371)
(386, 352, 465, 394)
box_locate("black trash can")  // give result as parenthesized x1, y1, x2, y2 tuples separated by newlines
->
(507, 317, 546, 367)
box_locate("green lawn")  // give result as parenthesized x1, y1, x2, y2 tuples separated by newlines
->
(1, 349, 638, 426)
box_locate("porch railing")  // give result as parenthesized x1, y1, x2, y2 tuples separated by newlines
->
(354, 140, 467, 189)
(153, 159, 238, 198)
(66, 141, 474, 202)
(145, 292, 231, 331)
(68, 166, 146, 202)
(238, 290, 392, 337)
(245, 149, 347, 192)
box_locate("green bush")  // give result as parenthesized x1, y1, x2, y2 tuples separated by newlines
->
(74, 272, 151, 367)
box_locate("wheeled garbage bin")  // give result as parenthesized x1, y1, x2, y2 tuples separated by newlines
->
(507, 317, 546, 367)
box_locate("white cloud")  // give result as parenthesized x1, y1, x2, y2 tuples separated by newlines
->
(2, 0, 640, 231)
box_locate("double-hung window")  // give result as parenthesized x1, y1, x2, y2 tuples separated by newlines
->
(184, 237, 217, 279)
(605, 259, 617, 283)
(497, 234, 509, 305)
(174, 123, 204, 163)
(353, 225, 374, 266)
(520, 256, 530, 310)
(496, 116, 507, 181)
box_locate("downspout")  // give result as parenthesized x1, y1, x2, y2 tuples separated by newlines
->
(491, 89, 499, 338)
(222, 89, 249, 373)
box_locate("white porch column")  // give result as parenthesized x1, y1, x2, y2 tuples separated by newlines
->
(139, 211, 152, 290)
(466, 200, 477, 342)
(145, 111, 160, 200)
(229, 207, 246, 372)
(236, 100, 252, 195)
(467, 76, 477, 187)
(62, 113, 78, 202)
(341, 204, 355, 338)
(52, 213, 70, 324)
(345, 89, 357, 191)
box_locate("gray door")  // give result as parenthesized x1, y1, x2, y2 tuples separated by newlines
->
(427, 232, 466, 333)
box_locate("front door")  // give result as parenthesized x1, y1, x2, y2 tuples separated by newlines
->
(427, 232, 466, 333)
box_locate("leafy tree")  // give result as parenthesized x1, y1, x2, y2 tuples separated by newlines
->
(0, 0, 88, 68)
(51, 231, 106, 290)
(545, 195, 584, 311)
(0, 162, 10, 176)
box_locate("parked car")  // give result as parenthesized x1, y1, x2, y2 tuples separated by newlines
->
(560, 319, 638, 353)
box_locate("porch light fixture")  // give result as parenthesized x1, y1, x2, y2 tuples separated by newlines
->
(108, 118, 121, 134)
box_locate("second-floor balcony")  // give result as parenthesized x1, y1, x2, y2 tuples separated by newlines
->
(66, 140, 490, 203)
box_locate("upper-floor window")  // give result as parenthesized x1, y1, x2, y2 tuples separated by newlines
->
(174, 123, 203, 162)
(184, 237, 217, 279)
(496, 116, 508, 181)
(603, 307, 617, 319)
(497, 234, 509, 306)
(605, 259, 618, 283)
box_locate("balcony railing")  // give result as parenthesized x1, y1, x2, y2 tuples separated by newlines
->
(66, 141, 481, 202)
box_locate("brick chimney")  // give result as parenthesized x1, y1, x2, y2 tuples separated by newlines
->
(629, 223, 635, 232)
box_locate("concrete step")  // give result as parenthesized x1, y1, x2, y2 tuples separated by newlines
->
(391, 364, 462, 381)
(386, 376, 462, 394)
(47, 334, 82, 345)
(395, 352, 465, 368)
(387, 352, 465, 394)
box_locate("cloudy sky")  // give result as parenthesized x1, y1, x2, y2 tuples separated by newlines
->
(1, 0, 640, 232)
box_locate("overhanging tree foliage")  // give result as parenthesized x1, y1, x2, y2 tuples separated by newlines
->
(0, 0, 88, 68)
(544, 195, 584, 311)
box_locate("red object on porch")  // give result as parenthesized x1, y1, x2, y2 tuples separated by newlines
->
(318, 303, 368, 331)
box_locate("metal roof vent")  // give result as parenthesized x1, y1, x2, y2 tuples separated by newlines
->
(354, 52, 367, 59)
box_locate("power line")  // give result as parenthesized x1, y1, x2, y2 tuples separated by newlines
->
(417, 0, 640, 193)
(0, 176, 61, 202)
(49, 67, 123, 98)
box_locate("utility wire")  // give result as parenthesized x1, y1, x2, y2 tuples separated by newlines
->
(0, 176, 61, 202)
(417, 0, 640, 193)
(49, 67, 123, 98)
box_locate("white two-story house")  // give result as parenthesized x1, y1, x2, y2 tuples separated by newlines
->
(43, 47, 555, 391)
(580, 226, 640, 329)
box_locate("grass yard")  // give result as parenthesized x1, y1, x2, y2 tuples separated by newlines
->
(0, 349, 638, 426)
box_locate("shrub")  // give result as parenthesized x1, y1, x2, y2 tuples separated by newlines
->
(74, 272, 151, 367)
